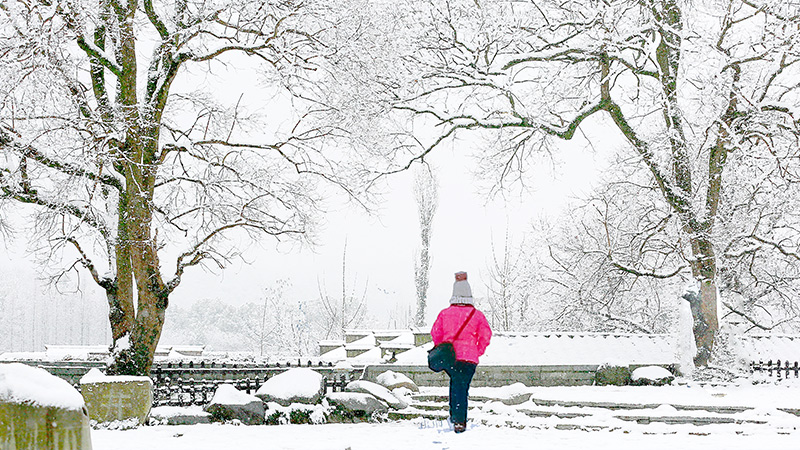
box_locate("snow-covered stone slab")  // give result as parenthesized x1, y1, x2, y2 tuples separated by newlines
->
(0, 363, 92, 450)
(375, 370, 419, 392)
(79, 368, 153, 424)
(345, 380, 408, 410)
(204, 384, 265, 425)
(482, 382, 532, 406)
(150, 405, 211, 425)
(613, 414, 764, 426)
(255, 368, 323, 406)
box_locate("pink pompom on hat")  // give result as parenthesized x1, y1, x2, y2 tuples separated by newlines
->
(450, 271, 474, 305)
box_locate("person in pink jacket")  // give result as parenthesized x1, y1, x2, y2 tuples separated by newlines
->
(430, 271, 492, 433)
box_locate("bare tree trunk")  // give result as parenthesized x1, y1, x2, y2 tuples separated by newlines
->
(413, 166, 438, 327)
(687, 235, 719, 366)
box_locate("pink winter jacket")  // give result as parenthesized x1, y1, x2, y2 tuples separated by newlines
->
(430, 305, 492, 364)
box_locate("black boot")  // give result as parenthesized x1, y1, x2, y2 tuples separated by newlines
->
(454, 422, 466, 433)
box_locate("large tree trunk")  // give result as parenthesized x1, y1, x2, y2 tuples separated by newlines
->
(654, 0, 720, 367)
(107, 287, 167, 376)
(687, 234, 719, 366)
(107, 189, 135, 344)
(106, 112, 170, 375)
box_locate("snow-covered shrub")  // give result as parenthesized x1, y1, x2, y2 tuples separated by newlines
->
(264, 402, 329, 425)
(594, 364, 632, 386)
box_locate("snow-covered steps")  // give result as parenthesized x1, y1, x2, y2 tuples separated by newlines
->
(411, 394, 492, 403)
(529, 397, 753, 414)
(612, 414, 767, 426)
(516, 408, 590, 419)
(409, 402, 451, 411)
(399, 386, 800, 433)
(388, 410, 448, 421)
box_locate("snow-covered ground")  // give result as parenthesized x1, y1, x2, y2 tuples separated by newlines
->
(91, 420, 798, 450)
(92, 380, 800, 450)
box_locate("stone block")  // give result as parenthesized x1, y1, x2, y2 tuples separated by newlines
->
(345, 380, 408, 410)
(375, 370, 419, 392)
(413, 332, 432, 347)
(149, 406, 211, 425)
(1, 363, 92, 450)
(255, 368, 323, 407)
(203, 384, 265, 425)
(204, 401, 265, 425)
(80, 371, 153, 424)
(0, 402, 93, 450)
(326, 392, 388, 418)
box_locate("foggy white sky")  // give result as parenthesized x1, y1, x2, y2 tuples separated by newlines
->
(167, 131, 609, 327)
(0, 118, 610, 352)
(164, 51, 614, 326)
(0, 54, 615, 351)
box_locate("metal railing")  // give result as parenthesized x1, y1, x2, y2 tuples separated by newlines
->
(151, 373, 353, 407)
(751, 359, 800, 379)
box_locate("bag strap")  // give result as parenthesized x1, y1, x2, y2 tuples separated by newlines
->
(451, 308, 477, 342)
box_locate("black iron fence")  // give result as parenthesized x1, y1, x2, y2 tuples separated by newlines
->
(152, 373, 353, 407)
(150, 359, 336, 384)
(58, 358, 358, 408)
(751, 359, 800, 379)
(153, 373, 355, 406)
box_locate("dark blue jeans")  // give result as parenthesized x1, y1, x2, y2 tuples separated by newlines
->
(445, 360, 477, 423)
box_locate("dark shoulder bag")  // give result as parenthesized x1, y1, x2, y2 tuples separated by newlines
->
(428, 308, 477, 372)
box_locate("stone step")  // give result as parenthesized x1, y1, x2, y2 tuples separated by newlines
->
(388, 410, 448, 421)
(413, 394, 758, 416)
(411, 394, 492, 403)
(516, 408, 590, 419)
(411, 401, 495, 412)
(528, 397, 753, 415)
(390, 408, 768, 428)
(406, 393, 797, 428)
(613, 414, 767, 426)
(412, 402, 449, 412)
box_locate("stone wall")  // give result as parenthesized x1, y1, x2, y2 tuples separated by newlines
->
(363, 364, 677, 387)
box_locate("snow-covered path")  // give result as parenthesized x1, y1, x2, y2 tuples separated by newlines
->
(92, 420, 798, 450)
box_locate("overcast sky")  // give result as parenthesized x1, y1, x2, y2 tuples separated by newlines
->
(163, 128, 610, 327)
(0, 116, 610, 354)
(0, 56, 614, 345)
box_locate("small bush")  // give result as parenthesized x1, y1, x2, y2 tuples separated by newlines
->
(265, 411, 289, 425)
(289, 409, 314, 424)
(326, 404, 368, 423)
(266, 403, 329, 425)
(595, 365, 632, 386)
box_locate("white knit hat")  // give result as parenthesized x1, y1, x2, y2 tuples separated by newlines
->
(449, 271, 474, 305)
